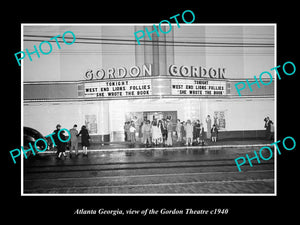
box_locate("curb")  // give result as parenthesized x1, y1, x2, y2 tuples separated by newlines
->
(40, 143, 272, 154)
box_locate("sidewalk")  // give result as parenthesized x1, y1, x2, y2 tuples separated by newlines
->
(44, 138, 274, 153)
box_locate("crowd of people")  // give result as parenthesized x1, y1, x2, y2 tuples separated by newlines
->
(123, 115, 219, 147)
(53, 124, 91, 159)
(49, 115, 273, 158)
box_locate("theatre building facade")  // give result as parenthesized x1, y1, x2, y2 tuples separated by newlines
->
(23, 24, 275, 143)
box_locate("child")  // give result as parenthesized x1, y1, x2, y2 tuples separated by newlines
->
(211, 124, 218, 142)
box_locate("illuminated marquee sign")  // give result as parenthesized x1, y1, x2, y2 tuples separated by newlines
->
(171, 79, 226, 96)
(84, 79, 152, 98)
(169, 65, 225, 79)
(85, 64, 226, 80)
(85, 64, 152, 80)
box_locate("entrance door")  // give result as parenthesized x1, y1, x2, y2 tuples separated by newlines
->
(125, 111, 177, 141)
(143, 111, 177, 124)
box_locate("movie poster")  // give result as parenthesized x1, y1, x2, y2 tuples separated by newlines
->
(85, 114, 97, 134)
(214, 111, 226, 130)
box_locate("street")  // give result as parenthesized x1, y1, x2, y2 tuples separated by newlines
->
(23, 145, 274, 194)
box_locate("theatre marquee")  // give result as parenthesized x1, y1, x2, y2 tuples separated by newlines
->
(84, 79, 152, 98)
(171, 79, 226, 96)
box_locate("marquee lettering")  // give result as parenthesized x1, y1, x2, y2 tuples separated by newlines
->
(85, 64, 226, 80)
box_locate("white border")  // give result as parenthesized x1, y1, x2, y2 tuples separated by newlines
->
(21, 23, 277, 197)
(274, 23, 277, 196)
(21, 24, 24, 195)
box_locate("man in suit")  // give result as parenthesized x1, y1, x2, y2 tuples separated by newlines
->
(69, 124, 79, 157)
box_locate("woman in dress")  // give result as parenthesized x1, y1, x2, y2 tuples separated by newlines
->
(151, 121, 161, 146)
(176, 119, 182, 143)
(54, 124, 67, 159)
(185, 120, 193, 146)
(157, 120, 163, 144)
(78, 125, 90, 157)
(166, 119, 173, 147)
(199, 123, 205, 146)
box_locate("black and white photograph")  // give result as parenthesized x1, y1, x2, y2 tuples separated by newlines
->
(21, 24, 276, 195)
(4, 4, 298, 221)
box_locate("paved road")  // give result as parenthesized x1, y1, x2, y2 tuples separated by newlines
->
(23, 146, 275, 194)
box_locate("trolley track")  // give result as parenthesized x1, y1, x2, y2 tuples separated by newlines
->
(24, 156, 274, 194)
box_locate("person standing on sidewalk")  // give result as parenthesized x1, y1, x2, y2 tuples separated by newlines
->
(185, 120, 193, 146)
(194, 120, 201, 144)
(157, 120, 163, 145)
(125, 122, 131, 142)
(206, 115, 212, 141)
(161, 119, 168, 146)
(142, 120, 152, 147)
(123, 122, 129, 142)
(181, 121, 186, 144)
(166, 119, 173, 147)
(211, 124, 218, 142)
(264, 116, 273, 140)
(139, 122, 144, 142)
(54, 124, 67, 159)
(69, 124, 79, 158)
(199, 123, 205, 146)
(176, 119, 182, 143)
(129, 121, 136, 146)
(78, 125, 90, 157)
(151, 121, 161, 146)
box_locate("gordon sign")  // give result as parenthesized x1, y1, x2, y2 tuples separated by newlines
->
(85, 64, 226, 80)
(169, 65, 225, 79)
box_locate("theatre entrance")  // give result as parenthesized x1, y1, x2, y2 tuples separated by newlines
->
(143, 111, 177, 123)
(124, 111, 177, 141)
(125, 111, 177, 125)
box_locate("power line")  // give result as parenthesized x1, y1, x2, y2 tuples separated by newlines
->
(23, 35, 274, 48)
